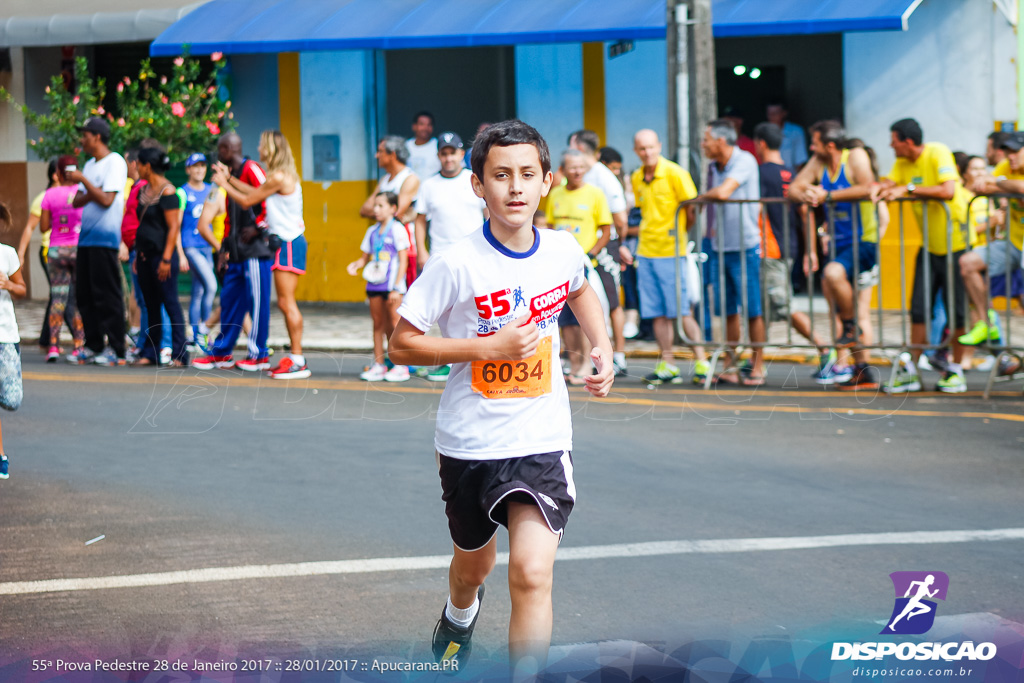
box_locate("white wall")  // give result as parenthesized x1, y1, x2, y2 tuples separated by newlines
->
(299, 51, 374, 182)
(604, 39, 669, 175)
(844, 0, 1018, 171)
(0, 48, 28, 163)
(515, 44, 583, 157)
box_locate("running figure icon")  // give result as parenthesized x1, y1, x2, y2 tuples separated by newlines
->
(887, 574, 939, 631)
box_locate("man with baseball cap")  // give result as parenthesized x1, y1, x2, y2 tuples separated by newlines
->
(959, 130, 1024, 346)
(65, 116, 129, 365)
(180, 153, 218, 348)
(413, 131, 487, 381)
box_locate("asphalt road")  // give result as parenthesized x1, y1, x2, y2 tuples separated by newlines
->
(1, 351, 1023, 681)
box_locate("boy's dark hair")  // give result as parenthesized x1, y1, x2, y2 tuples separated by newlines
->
(470, 119, 551, 179)
(0, 202, 10, 230)
(376, 190, 399, 209)
(599, 146, 622, 165)
(809, 120, 846, 148)
(890, 118, 923, 145)
(568, 129, 600, 155)
(752, 122, 783, 150)
(412, 110, 434, 125)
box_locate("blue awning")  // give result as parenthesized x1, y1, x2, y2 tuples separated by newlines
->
(151, 0, 923, 57)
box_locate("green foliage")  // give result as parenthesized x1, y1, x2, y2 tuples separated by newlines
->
(0, 52, 235, 164)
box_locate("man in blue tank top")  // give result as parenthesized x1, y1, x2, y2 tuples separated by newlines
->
(791, 120, 879, 390)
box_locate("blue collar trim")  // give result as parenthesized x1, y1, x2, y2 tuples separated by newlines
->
(482, 220, 539, 259)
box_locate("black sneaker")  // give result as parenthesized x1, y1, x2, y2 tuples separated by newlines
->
(432, 585, 485, 671)
(835, 320, 860, 348)
(836, 363, 880, 391)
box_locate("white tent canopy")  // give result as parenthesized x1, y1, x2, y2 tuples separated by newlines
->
(1, 0, 208, 47)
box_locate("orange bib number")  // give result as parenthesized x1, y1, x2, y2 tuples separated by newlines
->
(472, 336, 552, 399)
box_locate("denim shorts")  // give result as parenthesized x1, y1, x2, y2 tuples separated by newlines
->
(706, 246, 762, 318)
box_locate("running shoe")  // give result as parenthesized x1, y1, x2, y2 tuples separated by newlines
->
(432, 585, 485, 670)
(623, 321, 640, 339)
(835, 321, 860, 348)
(93, 347, 125, 366)
(269, 357, 312, 380)
(997, 355, 1022, 376)
(811, 349, 837, 382)
(66, 347, 95, 365)
(936, 370, 966, 394)
(192, 355, 235, 370)
(194, 332, 212, 354)
(384, 365, 411, 382)
(884, 367, 922, 394)
(46, 346, 60, 363)
(159, 347, 173, 366)
(360, 363, 387, 381)
(0, 454, 7, 480)
(612, 357, 628, 377)
(958, 309, 1001, 346)
(693, 359, 710, 385)
(427, 365, 451, 382)
(644, 360, 682, 385)
(836, 363, 880, 391)
(237, 357, 271, 372)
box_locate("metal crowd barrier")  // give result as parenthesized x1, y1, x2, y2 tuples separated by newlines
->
(965, 193, 1024, 398)
(663, 194, 1021, 393)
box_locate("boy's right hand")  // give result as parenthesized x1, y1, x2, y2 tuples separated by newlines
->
(489, 313, 539, 360)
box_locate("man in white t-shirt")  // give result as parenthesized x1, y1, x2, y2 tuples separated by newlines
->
(405, 111, 441, 179)
(65, 117, 129, 366)
(415, 132, 488, 263)
(390, 120, 613, 674)
(568, 129, 630, 375)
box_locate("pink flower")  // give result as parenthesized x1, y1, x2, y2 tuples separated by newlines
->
(225, 100, 232, 108)
(45, 86, 51, 94)
(174, 57, 184, 66)
(210, 52, 223, 62)
(207, 86, 216, 93)
(171, 102, 186, 117)
(124, 77, 131, 85)
(117, 118, 126, 127)
(161, 95, 169, 104)
(97, 106, 104, 114)
(72, 95, 80, 104)
(160, 76, 167, 84)
(117, 83, 124, 93)
(205, 120, 220, 135)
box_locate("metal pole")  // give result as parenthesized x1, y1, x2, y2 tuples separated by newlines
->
(668, 0, 716, 179)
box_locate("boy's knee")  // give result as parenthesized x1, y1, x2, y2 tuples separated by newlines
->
(452, 556, 494, 588)
(508, 556, 554, 595)
(823, 263, 846, 283)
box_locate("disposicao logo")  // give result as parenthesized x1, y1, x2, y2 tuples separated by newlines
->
(831, 571, 997, 662)
(881, 571, 949, 635)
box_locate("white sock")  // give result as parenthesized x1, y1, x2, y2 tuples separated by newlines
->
(948, 363, 963, 375)
(445, 596, 479, 629)
(904, 357, 918, 375)
(129, 326, 140, 336)
(613, 352, 626, 366)
(290, 353, 305, 366)
(198, 323, 210, 335)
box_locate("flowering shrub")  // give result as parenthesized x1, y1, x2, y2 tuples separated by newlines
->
(0, 53, 235, 163)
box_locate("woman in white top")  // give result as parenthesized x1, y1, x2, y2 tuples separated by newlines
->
(215, 130, 309, 380)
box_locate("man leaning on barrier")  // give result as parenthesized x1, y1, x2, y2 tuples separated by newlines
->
(876, 118, 969, 394)
(790, 120, 881, 390)
(959, 131, 1024, 348)
(700, 119, 766, 386)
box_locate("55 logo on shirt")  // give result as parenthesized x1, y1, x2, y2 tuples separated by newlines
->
(476, 287, 527, 336)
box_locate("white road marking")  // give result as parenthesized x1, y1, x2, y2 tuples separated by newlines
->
(3, 528, 1023, 597)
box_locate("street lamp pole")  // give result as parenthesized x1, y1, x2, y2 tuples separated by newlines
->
(667, 0, 716, 184)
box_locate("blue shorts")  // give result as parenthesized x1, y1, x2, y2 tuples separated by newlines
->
(831, 241, 877, 283)
(706, 246, 763, 318)
(637, 256, 690, 319)
(273, 234, 307, 274)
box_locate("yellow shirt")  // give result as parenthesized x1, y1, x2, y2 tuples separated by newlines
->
(886, 142, 963, 254)
(949, 183, 979, 248)
(631, 157, 698, 258)
(993, 159, 1024, 250)
(30, 191, 51, 250)
(212, 187, 227, 244)
(545, 183, 611, 254)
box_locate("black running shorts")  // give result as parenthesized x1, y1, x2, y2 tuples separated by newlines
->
(437, 450, 576, 552)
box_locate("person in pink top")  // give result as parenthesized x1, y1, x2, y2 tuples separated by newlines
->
(39, 155, 85, 361)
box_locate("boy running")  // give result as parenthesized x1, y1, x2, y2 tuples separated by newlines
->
(390, 120, 614, 674)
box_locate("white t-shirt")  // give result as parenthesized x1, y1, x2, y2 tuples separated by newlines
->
(0, 244, 21, 343)
(584, 161, 627, 214)
(359, 219, 410, 293)
(398, 224, 588, 461)
(77, 152, 128, 249)
(415, 169, 487, 254)
(405, 138, 441, 179)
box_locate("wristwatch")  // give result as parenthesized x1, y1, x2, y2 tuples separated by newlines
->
(906, 183, 917, 195)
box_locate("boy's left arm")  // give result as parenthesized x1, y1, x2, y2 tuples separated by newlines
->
(566, 282, 614, 397)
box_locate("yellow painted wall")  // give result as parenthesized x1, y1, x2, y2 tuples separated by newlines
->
(877, 201, 923, 310)
(581, 42, 606, 145)
(296, 180, 378, 302)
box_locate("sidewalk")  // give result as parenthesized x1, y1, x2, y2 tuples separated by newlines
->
(17, 296, 1024, 361)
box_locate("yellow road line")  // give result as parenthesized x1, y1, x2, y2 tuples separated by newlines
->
(23, 371, 1023, 422)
